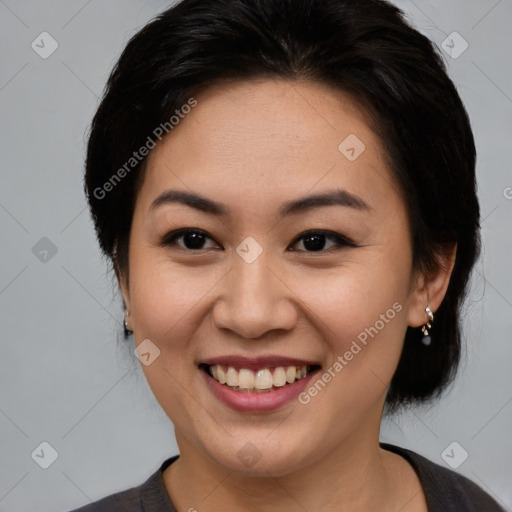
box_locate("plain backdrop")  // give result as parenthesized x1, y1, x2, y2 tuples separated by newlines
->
(1, 1, 511, 511)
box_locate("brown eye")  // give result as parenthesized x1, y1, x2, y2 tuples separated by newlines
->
(160, 228, 356, 254)
(161, 229, 219, 251)
(290, 230, 357, 253)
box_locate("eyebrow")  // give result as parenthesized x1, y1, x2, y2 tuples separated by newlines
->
(149, 188, 371, 217)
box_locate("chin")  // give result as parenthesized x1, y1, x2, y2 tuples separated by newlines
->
(197, 428, 317, 477)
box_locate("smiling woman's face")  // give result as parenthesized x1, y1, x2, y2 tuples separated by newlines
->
(120, 79, 435, 475)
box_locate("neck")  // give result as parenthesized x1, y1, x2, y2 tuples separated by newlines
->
(163, 421, 407, 512)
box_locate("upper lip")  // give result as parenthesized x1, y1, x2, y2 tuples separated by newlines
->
(199, 355, 321, 371)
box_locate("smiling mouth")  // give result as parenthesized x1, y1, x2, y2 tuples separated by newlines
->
(200, 364, 321, 393)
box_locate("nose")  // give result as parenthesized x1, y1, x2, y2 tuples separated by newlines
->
(212, 254, 298, 339)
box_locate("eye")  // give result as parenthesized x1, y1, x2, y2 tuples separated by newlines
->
(160, 228, 356, 253)
(289, 230, 357, 253)
(160, 228, 220, 251)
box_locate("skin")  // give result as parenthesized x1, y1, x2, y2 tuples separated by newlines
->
(120, 79, 456, 512)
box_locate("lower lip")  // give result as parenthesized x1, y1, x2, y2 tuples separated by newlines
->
(201, 368, 318, 413)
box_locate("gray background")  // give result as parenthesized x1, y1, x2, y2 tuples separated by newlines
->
(1, 1, 511, 511)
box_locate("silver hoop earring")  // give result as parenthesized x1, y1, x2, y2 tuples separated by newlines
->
(123, 313, 133, 337)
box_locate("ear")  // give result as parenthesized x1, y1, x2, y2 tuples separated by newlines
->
(116, 262, 131, 321)
(407, 243, 457, 327)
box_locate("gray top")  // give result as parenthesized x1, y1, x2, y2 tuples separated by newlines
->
(67, 443, 505, 511)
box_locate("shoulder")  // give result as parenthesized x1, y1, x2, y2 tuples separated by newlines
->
(381, 443, 505, 512)
(65, 456, 178, 512)
(67, 485, 140, 512)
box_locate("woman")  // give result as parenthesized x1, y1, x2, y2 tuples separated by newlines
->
(71, 0, 504, 510)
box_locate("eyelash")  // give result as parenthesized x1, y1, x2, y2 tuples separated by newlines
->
(159, 228, 357, 254)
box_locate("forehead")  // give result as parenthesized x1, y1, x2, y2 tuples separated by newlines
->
(138, 79, 400, 215)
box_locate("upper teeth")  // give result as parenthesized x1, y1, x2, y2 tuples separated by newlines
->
(210, 365, 309, 390)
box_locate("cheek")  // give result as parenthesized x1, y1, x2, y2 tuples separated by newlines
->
(300, 260, 409, 344)
(128, 255, 216, 426)
(297, 257, 411, 407)
(129, 253, 215, 342)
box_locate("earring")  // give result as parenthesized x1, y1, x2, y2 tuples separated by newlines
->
(421, 306, 434, 346)
(124, 312, 133, 337)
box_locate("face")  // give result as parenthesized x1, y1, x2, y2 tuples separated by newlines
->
(120, 79, 432, 476)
